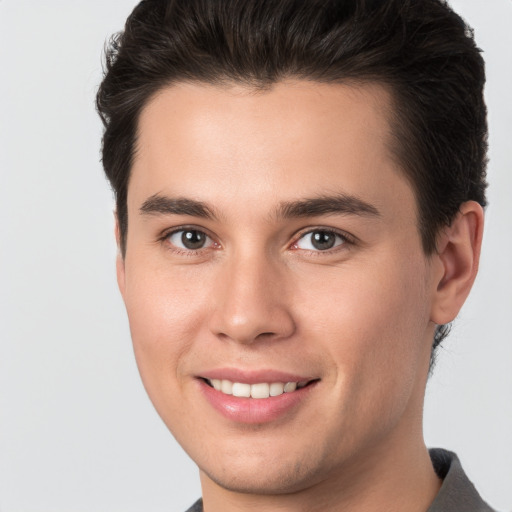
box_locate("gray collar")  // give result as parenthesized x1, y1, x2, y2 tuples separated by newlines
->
(427, 448, 495, 512)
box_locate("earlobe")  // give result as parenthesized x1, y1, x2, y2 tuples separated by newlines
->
(430, 201, 484, 325)
(114, 213, 126, 298)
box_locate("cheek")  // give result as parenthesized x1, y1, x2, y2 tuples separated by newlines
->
(122, 259, 211, 389)
(296, 252, 431, 403)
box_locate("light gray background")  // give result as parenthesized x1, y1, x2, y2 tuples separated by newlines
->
(0, 1, 511, 511)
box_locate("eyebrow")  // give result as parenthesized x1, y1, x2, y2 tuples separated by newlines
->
(276, 193, 381, 219)
(139, 194, 217, 220)
(139, 192, 380, 221)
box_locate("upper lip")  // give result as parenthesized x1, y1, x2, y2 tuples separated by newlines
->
(198, 368, 317, 384)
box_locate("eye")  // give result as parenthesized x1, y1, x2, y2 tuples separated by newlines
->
(294, 229, 347, 251)
(166, 229, 214, 251)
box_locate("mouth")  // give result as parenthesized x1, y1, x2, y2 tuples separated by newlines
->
(197, 369, 320, 423)
(202, 378, 315, 399)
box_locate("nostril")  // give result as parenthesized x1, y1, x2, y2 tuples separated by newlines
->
(256, 332, 277, 339)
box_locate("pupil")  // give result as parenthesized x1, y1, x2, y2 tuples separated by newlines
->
(182, 230, 205, 249)
(312, 231, 335, 250)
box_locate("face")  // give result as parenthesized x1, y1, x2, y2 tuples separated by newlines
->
(119, 81, 438, 495)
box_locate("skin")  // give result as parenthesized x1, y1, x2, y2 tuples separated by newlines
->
(117, 81, 483, 512)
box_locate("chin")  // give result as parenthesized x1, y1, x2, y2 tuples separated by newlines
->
(198, 448, 333, 496)
(203, 465, 316, 495)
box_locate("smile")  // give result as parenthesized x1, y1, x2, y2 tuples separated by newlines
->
(205, 379, 310, 398)
(199, 373, 319, 423)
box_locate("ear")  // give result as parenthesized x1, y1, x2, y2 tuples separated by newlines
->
(430, 201, 484, 325)
(114, 213, 126, 299)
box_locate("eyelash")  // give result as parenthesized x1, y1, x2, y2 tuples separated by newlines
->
(159, 226, 219, 256)
(159, 226, 356, 256)
(290, 228, 355, 255)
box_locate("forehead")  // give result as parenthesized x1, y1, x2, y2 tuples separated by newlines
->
(130, 80, 415, 223)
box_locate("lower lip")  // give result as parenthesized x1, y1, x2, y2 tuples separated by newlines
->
(199, 380, 317, 424)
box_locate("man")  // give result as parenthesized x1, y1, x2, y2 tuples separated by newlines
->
(96, 1, 493, 510)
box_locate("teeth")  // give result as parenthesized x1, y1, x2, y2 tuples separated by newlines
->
(232, 382, 251, 397)
(269, 382, 284, 396)
(220, 380, 233, 395)
(250, 383, 270, 399)
(207, 379, 307, 398)
(284, 382, 297, 393)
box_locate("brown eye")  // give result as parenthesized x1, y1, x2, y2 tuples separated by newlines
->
(296, 230, 346, 251)
(167, 229, 213, 250)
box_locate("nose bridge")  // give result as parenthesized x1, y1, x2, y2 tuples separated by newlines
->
(209, 247, 295, 344)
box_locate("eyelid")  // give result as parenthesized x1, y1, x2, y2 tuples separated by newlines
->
(159, 225, 219, 253)
(290, 227, 356, 252)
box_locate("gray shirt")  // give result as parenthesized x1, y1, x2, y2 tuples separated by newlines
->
(185, 449, 495, 512)
(427, 449, 495, 512)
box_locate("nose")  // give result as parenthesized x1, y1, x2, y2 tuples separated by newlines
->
(208, 253, 296, 345)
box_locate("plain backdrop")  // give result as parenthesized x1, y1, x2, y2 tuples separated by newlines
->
(0, 1, 511, 511)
